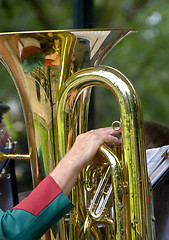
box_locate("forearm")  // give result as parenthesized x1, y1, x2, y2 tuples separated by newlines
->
(50, 148, 82, 196)
(0, 176, 73, 240)
(50, 127, 121, 196)
(0, 127, 121, 240)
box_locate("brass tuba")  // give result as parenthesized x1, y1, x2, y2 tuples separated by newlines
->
(0, 29, 155, 239)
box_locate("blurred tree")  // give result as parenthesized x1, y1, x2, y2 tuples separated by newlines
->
(93, 0, 169, 127)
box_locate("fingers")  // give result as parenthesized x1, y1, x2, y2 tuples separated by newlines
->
(107, 135, 121, 145)
(88, 127, 121, 145)
(67, 126, 122, 170)
(88, 126, 120, 137)
(73, 126, 122, 157)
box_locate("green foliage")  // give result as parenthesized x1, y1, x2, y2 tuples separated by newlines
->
(95, 0, 169, 127)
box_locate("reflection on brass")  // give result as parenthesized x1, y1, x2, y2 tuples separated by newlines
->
(112, 120, 121, 131)
(0, 29, 154, 239)
(0, 151, 30, 161)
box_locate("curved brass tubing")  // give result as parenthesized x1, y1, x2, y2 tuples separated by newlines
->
(57, 65, 154, 239)
(0, 29, 154, 240)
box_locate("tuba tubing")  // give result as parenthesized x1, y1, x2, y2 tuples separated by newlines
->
(0, 30, 155, 239)
(57, 65, 154, 239)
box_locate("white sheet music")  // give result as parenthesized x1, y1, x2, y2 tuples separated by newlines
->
(146, 145, 169, 186)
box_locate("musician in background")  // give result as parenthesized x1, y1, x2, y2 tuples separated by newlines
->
(144, 121, 169, 149)
(0, 102, 18, 211)
(0, 125, 121, 240)
(144, 121, 169, 240)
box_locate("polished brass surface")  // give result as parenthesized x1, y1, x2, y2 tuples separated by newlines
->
(57, 65, 154, 239)
(0, 151, 30, 161)
(112, 120, 121, 131)
(0, 29, 154, 239)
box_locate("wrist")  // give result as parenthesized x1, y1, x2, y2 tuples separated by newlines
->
(50, 150, 83, 196)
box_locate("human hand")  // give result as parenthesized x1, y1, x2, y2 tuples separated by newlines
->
(68, 127, 121, 170)
(51, 127, 121, 196)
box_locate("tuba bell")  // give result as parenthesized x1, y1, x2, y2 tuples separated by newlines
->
(0, 29, 155, 239)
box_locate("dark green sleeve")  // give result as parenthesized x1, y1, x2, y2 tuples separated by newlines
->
(0, 176, 74, 240)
